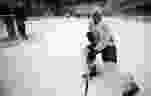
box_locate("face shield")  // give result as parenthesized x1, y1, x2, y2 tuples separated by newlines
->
(92, 11, 103, 24)
(90, 6, 104, 24)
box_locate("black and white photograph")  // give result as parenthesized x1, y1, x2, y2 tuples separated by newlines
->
(0, 0, 146, 96)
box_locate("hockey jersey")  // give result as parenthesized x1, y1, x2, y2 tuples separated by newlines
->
(88, 20, 111, 41)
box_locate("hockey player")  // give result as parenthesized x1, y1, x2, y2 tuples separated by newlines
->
(86, 5, 118, 80)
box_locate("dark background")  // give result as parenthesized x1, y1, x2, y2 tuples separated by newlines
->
(0, 0, 149, 16)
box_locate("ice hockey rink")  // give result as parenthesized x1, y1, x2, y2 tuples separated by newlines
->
(0, 16, 144, 96)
